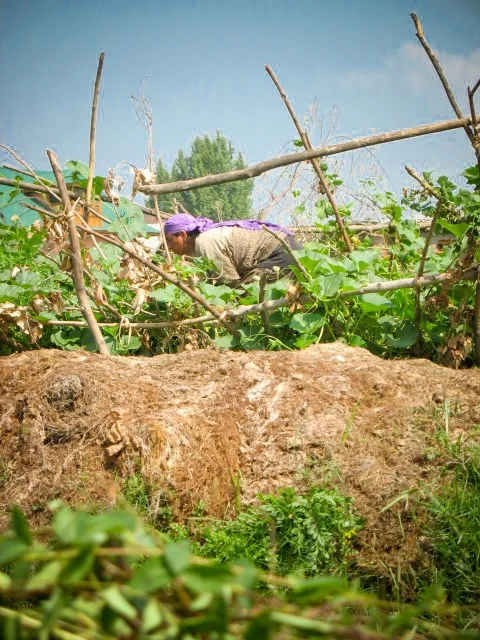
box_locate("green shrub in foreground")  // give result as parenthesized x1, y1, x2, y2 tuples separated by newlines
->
(1, 503, 479, 639)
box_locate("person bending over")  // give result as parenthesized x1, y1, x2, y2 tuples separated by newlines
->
(163, 213, 303, 285)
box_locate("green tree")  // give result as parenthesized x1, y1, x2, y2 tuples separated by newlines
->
(148, 132, 253, 221)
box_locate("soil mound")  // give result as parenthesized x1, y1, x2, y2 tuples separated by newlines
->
(1, 344, 479, 572)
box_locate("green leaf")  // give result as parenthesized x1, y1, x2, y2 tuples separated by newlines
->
(0, 283, 25, 301)
(323, 272, 344, 297)
(349, 249, 379, 271)
(293, 139, 304, 147)
(26, 560, 63, 591)
(129, 558, 171, 593)
(65, 160, 90, 179)
(359, 293, 394, 313)
(60, 547, 95, 583)
(292, 576, 348, 603)
(436, 219, 470, 239)
(182, 564, 233, 594)
(385, 323, 418, 349)
(103, 585, 137, 620)
(11, 506, 32, 546)
(142, 597, 163, 633)
(0, 571, 12, 591)
(164, 540, 191, 576)
(14, 269, 41, 287)
(0, 539, 28, 565)
(290, 312, 325, 333)
(52, 507, 78, 543)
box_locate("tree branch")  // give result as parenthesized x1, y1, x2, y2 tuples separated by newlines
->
(138, 117, 471, 195)
(258, 272, 273, 336)
(410, 13, 479, 161)
(47, 150, 110, 355)
(265, 64, 353, 252)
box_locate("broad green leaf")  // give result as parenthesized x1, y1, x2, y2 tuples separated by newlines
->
(349, 249, 379, 271)
(14, 269, 41, 287)
(294, 333, 318, 349)
(129, 558, 171, 593)
(11, 506, 32, 546)
(323, 272, 344, 297)
(297, 250, 324, 271)
(359, 293, 394, 313)
(66, 160, 90, 179)
(52, 507, 78, 543)
(436, 219, 470, 239)
(0, 539, 28, 565)
(103, 585, 137, 620)
(385, 323, 418, 348)
(0, 283, 25, 301)
(214, 333, 237, 349)
(26, 560, 63, 591)
(290, 312, 325, 333)
(164, 540, 191, 576)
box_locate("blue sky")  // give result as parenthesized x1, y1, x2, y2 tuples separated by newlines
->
(0, 0, 479, 217)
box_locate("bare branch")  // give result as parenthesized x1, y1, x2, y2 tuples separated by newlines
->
(265, 64, 353, 252)
(47, 149, 110, 355)
(410, 13, 479, 159)
(138, 117, 471, 196)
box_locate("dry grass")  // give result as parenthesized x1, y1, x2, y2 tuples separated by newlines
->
(1, 344, 479, 574)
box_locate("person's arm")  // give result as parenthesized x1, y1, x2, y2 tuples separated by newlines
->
(195, 232, 241, 284)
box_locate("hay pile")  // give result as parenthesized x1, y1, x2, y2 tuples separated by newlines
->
(1, 344, 479, 572)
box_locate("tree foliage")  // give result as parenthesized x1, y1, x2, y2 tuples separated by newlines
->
(147, 132, 253, 220)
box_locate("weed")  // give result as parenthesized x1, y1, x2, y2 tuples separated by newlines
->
(178, 485, 364, 577)
(0, 458, 9, 488)
(420, 441, 480, 604)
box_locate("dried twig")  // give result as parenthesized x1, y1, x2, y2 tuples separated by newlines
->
(46, 315, 216, 329)
(260, 225, 309, 279)
(410, 13, 479, 163)
(47, 150, 110, 355)
(138, 117, 470, 196)
(85, 51, 105, 225)
(265, 64, 353, 252)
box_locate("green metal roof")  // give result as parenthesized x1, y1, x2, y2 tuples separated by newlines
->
(0, 166, 158, 234)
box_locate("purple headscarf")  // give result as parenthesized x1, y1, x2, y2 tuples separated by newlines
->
(164, 213, 293, 236)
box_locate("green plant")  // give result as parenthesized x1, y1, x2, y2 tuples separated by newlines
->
(420, 439, 480, 605)
(1, 503, 479, 639)
(185, 485, 364, 578)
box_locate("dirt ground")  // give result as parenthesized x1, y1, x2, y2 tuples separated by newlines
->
(1, 343, 479, 573)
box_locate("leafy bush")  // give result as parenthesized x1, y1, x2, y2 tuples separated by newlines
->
(1, 503, 479, 639)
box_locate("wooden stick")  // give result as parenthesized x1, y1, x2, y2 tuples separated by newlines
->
(265, 64, 353, 252)
(43, 268, 479, 331)
(410, 13, 479, 160)
(84, 52, 105, 225)
(47, 150, 110, 355)
(138, 117, 471, 196)
(258, 272, 273, 336)
(0, 176, 162, 219)
(475, 269, 480, 365)
(467, 80, 480, 135)
(46, 315, 216, 329)
(260, 225, 309, 279)
(154, 197, 172, 264)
